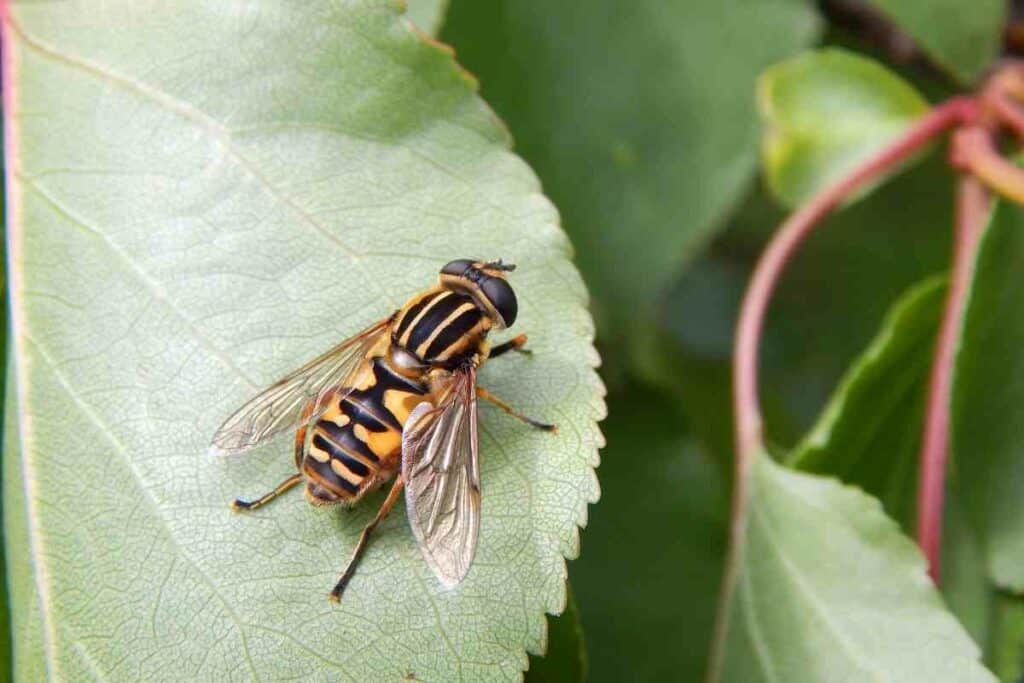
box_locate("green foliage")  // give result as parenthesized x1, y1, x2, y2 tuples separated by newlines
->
(404, 0, 449, 36)
(2, 1, 602, 679)
(790, 277, 945, 530)
(661, 149, 954, 461)
(525, 588, 586, 682)
(442, 0, 820, 339)
(759, 49, 929, 208)
(867, 0, 1005, 84)
(711, 453, 994, 683)
(954, 200, 1024, 592)
(2, 0, 1023, 678)
(570, 387, 727, 681)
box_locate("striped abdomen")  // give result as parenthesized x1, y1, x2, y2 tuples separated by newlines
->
(392, 287, 493, 367)
(298, 357, 426, 503)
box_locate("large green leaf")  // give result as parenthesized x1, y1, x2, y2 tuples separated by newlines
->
(2, 1, 604, 679)
(867, 0, 1004, 85)
(572, 386, 727, 681)
(759, 48, 929, 209)
(442, 0, 820, 339)
(954, 200, 1024, 592)
(790, 277, 945, 530)
(710, 453, 995, 682)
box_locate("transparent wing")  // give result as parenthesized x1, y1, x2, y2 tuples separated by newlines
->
(402, 367, 480, 588)
(210, 318, 390, 456)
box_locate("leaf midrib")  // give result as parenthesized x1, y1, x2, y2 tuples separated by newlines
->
(747, 493, 889, 682)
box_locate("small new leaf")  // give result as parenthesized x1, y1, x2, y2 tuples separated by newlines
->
(759, 48, 929, 208)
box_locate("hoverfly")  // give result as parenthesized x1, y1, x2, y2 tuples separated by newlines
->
(211, 259, 555, 602)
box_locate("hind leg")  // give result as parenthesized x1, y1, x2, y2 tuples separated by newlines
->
(231, 473, 303, 512)
(329, 475, 405, 603)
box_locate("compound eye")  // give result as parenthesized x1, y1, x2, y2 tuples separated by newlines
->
(440, 259, 475, 277)
(481, 277, 518, 327)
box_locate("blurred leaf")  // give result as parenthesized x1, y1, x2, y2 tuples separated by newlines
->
(790, 277, 945, 530)
(572, 387, 727, 682)
(954, 200, 1024, 592)
(404, 0, 448, 36)
(710, 452, 995, 682)
(989, 593, 1024, 683)
(525, 586, 586, 682)
(867, 0, 1005, 84)
(442, 0, 820, 340)
(760, 48, 929, 208)
(944, 482, 1024, 682)
(3, 1, 603, 679)
(943, 483, 996, 651)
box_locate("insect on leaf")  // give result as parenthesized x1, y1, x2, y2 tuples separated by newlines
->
(1, 1, 604, 679)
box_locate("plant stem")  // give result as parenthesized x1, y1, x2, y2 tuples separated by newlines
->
(733, 96, 976, 460)
(916, 175, 989, 584)
(707, 96, 976, 683)
(951, 125, 1024, 203)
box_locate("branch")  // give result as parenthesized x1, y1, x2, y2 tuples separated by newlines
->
(707, 96, 976, 683)
(916, 175, 990, 583)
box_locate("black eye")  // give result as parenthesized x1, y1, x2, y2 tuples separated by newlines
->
(440, 259, 475, 277)
(481, 277, 518, 326)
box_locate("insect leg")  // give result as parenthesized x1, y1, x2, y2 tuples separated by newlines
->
(476, 386, 557, 432)
(488, 333, 531, 359)
(329, 475, 406, 603)
(231, 473, 303, 512)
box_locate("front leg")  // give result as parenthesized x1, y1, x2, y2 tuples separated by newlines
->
(488, 333, 531, 359)
(476, 386, 557, 433)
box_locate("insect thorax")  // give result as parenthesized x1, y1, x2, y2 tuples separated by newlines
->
(391, 287, 493, 367)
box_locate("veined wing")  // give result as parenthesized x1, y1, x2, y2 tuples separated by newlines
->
(402, 367, 480, 588)
(210, 317, 390, 456)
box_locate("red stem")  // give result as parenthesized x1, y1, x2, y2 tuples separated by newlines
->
(916, 175, 989, 583)
(708, 96, 976, 683)
(733, 96, 977, 459)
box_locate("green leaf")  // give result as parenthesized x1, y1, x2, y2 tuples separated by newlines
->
(989, 592, 1024, 682)
(525, 586, 586, 682)
(867, 0, 1005, 85)
(790, 276, 945, 529)
(759, 48, 930, 209)
(404, 0, 449, 36)
(943, 482, 1024, 681)
(943, 483, 997, 651)
(3, 1, 604, 679)
(954, 200, 1024, 592)
(442, 0, 820, 338)
(572, 387, 727, 681)
(710, 453, 995, 682)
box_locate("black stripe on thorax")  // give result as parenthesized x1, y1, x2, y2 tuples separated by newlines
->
(405, 291, 476, 352)
(395, 290, 443, 341)
(424, 306, 483, 360)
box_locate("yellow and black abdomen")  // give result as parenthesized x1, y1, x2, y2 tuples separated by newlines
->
(392, 288, 492, 366)
(300, 357, 426, 503)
